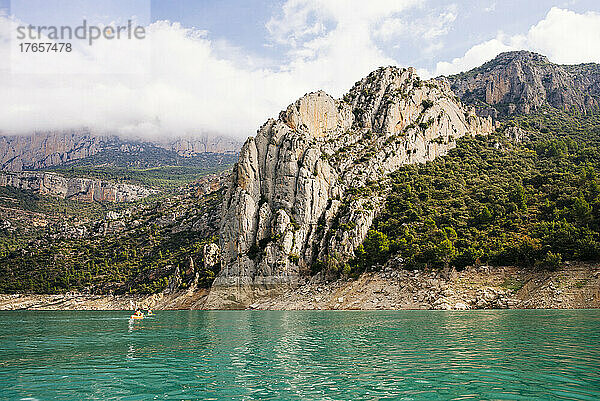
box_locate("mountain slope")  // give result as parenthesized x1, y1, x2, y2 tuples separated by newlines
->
(0, 171, 155, 202)
(0, 179, 225, 294)
(444, 51, 600, 118)
(207, 66, 492, 308)
(0, 131, 241, 171)
(357, 109, 600, 275)
(4, 55, 600, 311)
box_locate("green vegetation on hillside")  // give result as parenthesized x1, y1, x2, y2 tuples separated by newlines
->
(46, 150, 236, 189)
(0, 189, 223, 294)
(0, 186, 124, 256)
(0, 186, 112, 219)
(350, 109, 600, 274)
(0, 142, 235, 294)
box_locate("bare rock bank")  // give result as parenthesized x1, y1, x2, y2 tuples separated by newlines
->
(0, 171, 155, 202)
(248, 263, 600, 310)
(2, 263, 597, 310)
(0, 289, 209, 311)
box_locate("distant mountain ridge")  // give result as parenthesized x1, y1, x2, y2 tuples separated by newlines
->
(443, 51, 600, 118)
(0, 131, 242, 171)
(0, 171, 155, 202)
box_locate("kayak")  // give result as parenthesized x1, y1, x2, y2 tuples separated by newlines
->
(146, 313, 155, 316)
(130, 314, 144, 320)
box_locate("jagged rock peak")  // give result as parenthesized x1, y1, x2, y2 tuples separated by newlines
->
(207, 66, 493, 309)
(490, 50, 549, 64)
(445, 50, 600, 117)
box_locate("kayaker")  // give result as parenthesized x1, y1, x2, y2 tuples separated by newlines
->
(134, 309, 143, 317)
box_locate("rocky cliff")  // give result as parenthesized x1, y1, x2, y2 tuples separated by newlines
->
(207, 66, 493, 308)
(0, 131, 105, 171)
(0, 171, 155, 202)
(444, 51, 600, 118)
(0, 131, 242, 171)
(167, 136, 241, 156)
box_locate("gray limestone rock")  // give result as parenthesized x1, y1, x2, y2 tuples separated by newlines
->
(0, 171, 155, 202)
(444, 51, 600, 117)
(207, 66, 493, 309)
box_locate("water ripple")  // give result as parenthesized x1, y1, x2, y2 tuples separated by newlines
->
(0, 310, 599, 400)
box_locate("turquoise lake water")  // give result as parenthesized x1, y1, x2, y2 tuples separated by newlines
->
(1, 310, 599, 400)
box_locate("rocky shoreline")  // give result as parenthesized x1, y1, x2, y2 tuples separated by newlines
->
(249, 263, 600, 310)
(1, 263, 598, 311)
(0, 288, 210, 311)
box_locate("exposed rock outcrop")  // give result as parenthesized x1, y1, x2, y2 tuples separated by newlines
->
(246, 263, 600, 310)
(444, 51, 600, 118)
(0, 131, 105, 171)
(167, 136, 242, 156)
(207, 66, 493, 309)
(203, 243, 221, 271)
(0, 171, 155, 202)
(4, 263, 597, 310)
(0, 131, 241, 171)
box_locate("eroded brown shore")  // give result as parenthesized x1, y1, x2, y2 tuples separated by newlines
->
(1, 264, 598, 311)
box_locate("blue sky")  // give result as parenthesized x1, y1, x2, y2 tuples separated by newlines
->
(152, 0, 600, 69)
(4, 0, 600, 72)
(1, 1, 600, 137)
(149, 0, 600, 72)
(156, 0, 600, 71)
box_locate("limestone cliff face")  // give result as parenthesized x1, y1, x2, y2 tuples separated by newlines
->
(0, 171, 155, 202)
(207, 66, 493, 308)
(167, 136, 242, 156)
(445, 51, 600, 118)
(0, 131, 241, 171)
(0, 131, 105, 171)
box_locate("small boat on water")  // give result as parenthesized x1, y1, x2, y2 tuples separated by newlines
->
(130, 309, 155, 320)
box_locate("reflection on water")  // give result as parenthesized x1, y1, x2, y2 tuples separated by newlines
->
(0, 310, 599, 400)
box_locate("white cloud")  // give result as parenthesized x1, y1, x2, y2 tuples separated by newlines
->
(1, 18, 298, 138)
(435, 37, 514, 76)
(1, 0, 423, 138)
(375, 6, 456, 42)
(484, 2, 496, 13)
(4, 2, 598, 139)
(268, 0, 424, 96)
(265, 0, 327, 47)
(524, 7, 600, 64)
(434, 7, 600, 76)
(374, 18, 404, 42)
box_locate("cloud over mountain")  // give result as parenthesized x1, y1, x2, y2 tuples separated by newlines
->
(435, 7, 600, 76)
(0, 3, 599, 138)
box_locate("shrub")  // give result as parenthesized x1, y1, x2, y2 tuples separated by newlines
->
(539, 251, 562, 271)
(421, 99, 434, 110)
